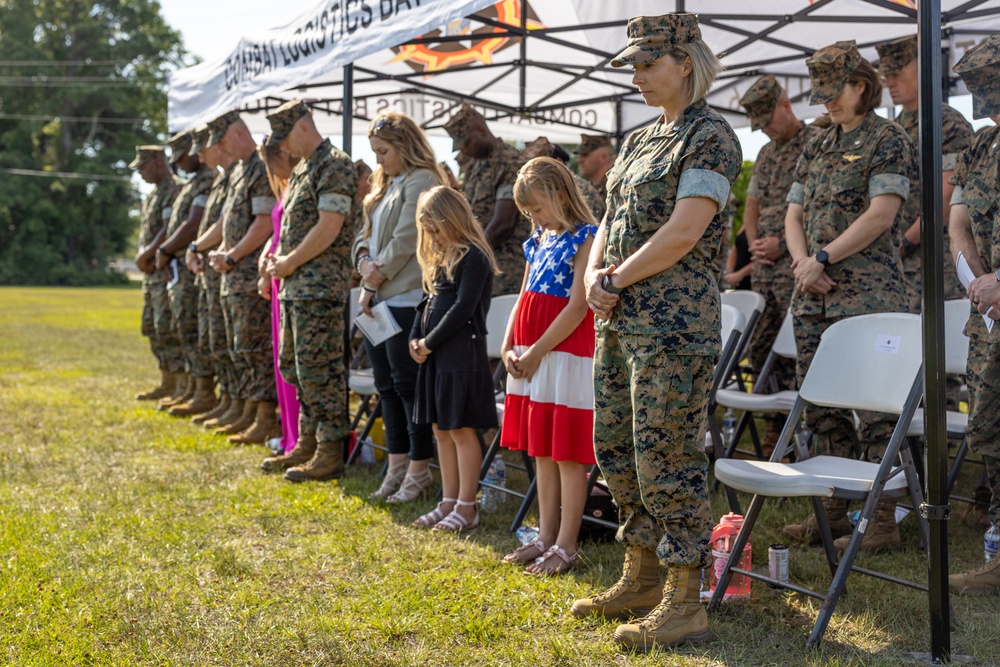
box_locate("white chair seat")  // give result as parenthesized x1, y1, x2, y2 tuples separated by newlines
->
(348, 368, 376, 395)
(905, 408, 968, 438)
(715, 388, 798, 413)
(715, 455, 909, 498)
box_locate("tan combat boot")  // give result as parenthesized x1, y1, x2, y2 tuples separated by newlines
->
(214, 399, 256, 436)
(570, 545, 663, 620)
(283, 438, 345, 482)
(833, 499, 900, 553)
(783, 498, 853, 545)
(261, 434, 318, 473)
(949, 557, 1000, 596)
(192, 391, 229, 425)
(136, 369, 175, 401)
(158, 372, 191, 410)
(204, 396, 243, 429)
(229, 401, 281, 445)
(169, 377, 217, 417)
(614, 564, 711, 651)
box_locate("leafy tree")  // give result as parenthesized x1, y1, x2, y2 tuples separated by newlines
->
(0, 0, 190, 285)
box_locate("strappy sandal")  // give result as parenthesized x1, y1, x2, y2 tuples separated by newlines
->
(413, 498, 457, 529)
(368, 464, 407, 500)
(432, 499, 480, 533)
(502, 538, 547, 564)
(386, 468, 434, 504)
(525, 545, 577, 576)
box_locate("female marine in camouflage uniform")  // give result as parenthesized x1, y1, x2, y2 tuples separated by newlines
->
(573, 13, 742, 651)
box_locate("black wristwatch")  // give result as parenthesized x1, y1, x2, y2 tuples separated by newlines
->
(815, 250, 831, 268)
(602, 274, 623, 295)
(225, 254, 236, 267)
(189, 242, 200, 254)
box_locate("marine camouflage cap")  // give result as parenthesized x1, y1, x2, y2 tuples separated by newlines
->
(128, 145, 165, 169)
(875, 35, 917, 75)
(806, 40, 863, 105)
(205, 109, 242, 149)
(266, 99, 310, 147)
(740, 75, 783, 131)
(167, 130, 193, 164)
(443, 104, 484, 152)
(954, 34, 1000, 120)
(521, 137, 555, 161)
(611, 13, 702, 68)
(574, 133, 612, 155)
(188, 125, 211, 156)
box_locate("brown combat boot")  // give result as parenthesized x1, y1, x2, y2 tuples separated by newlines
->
(158, 372, 191, 410)
(193, 391, 229, 425)
(570, 545, 663, 620)
(136, 369, 175, 401)
(169, 377, 217, 417)
(229, 401, 281, 445)
(783, 498, 853, 546)
(614, 565, 711, 651)
(214, 399, 255, 436)
(833, 499, 900, 553)
(261, 434, 318, 473)
(283, 438, 345, 482)
(949, 556, 1000, 596)
(204, 396, 243, 429)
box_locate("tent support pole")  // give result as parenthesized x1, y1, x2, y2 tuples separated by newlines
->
(343, 64, 354, 155)
(519, 0, 527, 113)
(917, 0, 950, 662)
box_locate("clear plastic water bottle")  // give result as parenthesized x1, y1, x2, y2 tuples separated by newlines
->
(481, 458, 506, 513)
(985, 522, 999, 563)
(721, 408, 736, 449)
(515, 525, 539, 545)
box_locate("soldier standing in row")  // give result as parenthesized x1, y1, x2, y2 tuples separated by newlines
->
(575, 133, 615, 204)
(521, 136, 605, 221)
(739, 75, 817, 440)
(132, 146, 184, 402)
(259, 100, 358, 482)
(158, 130, 219, 417)
(444, 104, 528, 295)
(206, 111, 279, 443)
(948, 35, 1000, 596)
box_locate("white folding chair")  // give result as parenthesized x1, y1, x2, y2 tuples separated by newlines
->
(346, 287, 382, 464)
(707, 312, 929, 649)
(719, 290, 767, 388)
(704, 304, 747, 512)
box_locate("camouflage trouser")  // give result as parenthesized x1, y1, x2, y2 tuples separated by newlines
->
(142, 278, 183, 373)
(168, 263, 213, 379)
(593, 329, 715, 569)
(966, 326, 1000, 521)
(492, 237, 526, 296)
(794, 312, 897, 459)
(902, 236, 965, 315)
(748, 278, 795, 392)
(222, 292, 275, 403)
(279, 298, 347, 445)
(202, 267, 234, 394)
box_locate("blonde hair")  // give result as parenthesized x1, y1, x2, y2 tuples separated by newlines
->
(362, 112, 445, 235)
(258, 143, 300, 200)
(415, 186, 499, 294)
(669, 39, 724, 103)
(513, 157, 596, 233)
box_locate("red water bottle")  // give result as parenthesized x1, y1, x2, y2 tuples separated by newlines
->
(709, 512, 752, 601)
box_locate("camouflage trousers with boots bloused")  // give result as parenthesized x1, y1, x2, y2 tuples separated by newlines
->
(262, 412, 317, 473)
(277, 298, 348, 482)
(217, 292, 274, 436)
(195, 267, 234, 424)
(167, 266, 217, 416)
(614, 564, 711, 650)
(570, 544, 662, 619)
(138, 280, 184, 399)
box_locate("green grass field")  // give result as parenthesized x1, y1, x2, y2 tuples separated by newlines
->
(0, 287, 996, 666)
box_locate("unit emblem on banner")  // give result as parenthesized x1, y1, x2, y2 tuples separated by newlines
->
(388, 0, 544, 74)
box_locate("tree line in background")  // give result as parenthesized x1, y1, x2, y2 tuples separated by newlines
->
(0, 0, 188, 285)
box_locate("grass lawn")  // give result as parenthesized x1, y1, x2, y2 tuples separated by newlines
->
(0, 286, 997, 666)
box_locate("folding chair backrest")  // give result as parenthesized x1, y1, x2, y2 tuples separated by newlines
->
(348, 287, 361, 325)
(721, 290, 766, 327)
(721, 303, 746, 352)
(944, 298, 971, 376)
(485, 294, 519, 361)
(715, 304, 747, 389)
(798, 312, 922, 415)
(773, 309, 797, 359)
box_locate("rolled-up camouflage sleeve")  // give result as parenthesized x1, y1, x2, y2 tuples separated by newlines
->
(316, 154, 356, 217)
(867, 126, 912, 201)
(676, 128, 741, 212)
(248, 168, 277, 216)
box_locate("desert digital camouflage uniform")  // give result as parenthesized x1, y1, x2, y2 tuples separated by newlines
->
(788, 110, 912, 457)
(462, 141, 530, 295)
(220, 150, 277, 403)
(165, 163, 216, 380)
(198, 163, 237, 398)
(951, 123, 1000, 518)
(138, 171, 183, 373)
(596, 98, 742, 568)
(277, 137, 358, 445)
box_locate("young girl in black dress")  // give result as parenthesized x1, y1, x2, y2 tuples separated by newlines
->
(409, 186, 500, 532)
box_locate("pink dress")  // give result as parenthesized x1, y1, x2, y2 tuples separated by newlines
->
(271, 200, 300, 452)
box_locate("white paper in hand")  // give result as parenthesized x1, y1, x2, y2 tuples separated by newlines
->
(956, 252, 994, 332)
(354, 300, 402, 346)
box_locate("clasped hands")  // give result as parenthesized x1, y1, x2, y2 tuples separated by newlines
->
(585, 264, 620, 322)
(502, 346, 541, 382)
(409, 338, 431, 364)
(792, 255, 836, 295)
(968, 273, 1000, 320)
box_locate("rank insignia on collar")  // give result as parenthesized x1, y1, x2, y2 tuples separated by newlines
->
(843, 154, 863, 162)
